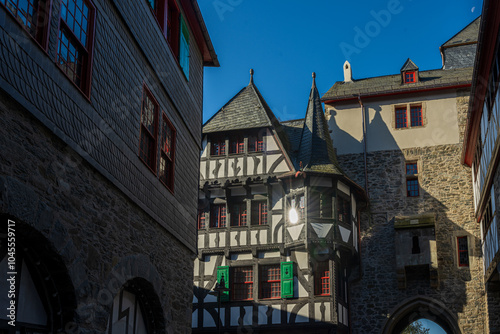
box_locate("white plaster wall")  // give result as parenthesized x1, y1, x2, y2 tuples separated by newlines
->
(298, 275, 308, 297)
(219, 232, 226, 247)
(266, 129, 279, 151)
(274, 160, 290, 173)
(271, 305, 281, 324)
(258, 305, 267, 325)
(201, 137, 208, 158)
(295, 250, 309, 270)
(247, 158, 254, 176)
(230, 231, 238, 247)
(230, 307, 239, 326)
(314, 302, 331, 322)
(203, 309, 216, 327)
(209, 233, 216, 248)
(272, 185, 282, 210)
(351, 194, 357, 218)
(251, 184, 267, 194)
(198, 235, 205, 251)
(266, 154, 281, 173)
(200, 161, 206, 179)
(337, 181, 350, 196)
(231, 253, 252, 261)
(258, 251, 280, 258)
(251, 230, 258, 245)
(194, 258, 199, 277)
(204, 255, 217, 275)
(272, 215, 283, 243)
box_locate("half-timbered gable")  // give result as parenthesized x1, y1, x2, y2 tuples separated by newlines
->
(194, 72, 366, 334)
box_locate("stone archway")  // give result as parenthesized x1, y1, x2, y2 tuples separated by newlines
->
(382, 297, 462, 334)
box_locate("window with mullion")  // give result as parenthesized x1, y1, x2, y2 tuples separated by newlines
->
(315, 262, 330, 296)
(211, 138, 226, 156)
(211, 204, 226, 228)
(260, 265, 280, 299)
(410, 105, 423, 127)
(1, 0, 50, 47)
(395, 107, 407, 128)
(251, 201, 268, 225)
(159, 114, 176, 191)
(404, 71, 416, 83)
(198, 209, 206, 229)
(233, 267, 253, 301)
(248, 132, 264, 152)
(139, 87, 159, 172)
(231, 202, 247, 226)
(230, 137, 244, 154)
(57, 0, 94, 95)
(406, 162, 419, 197)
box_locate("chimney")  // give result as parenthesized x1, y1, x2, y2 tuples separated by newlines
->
(343, 60, 352, 82)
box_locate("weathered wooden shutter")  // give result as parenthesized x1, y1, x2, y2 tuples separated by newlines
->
(281, 261, 294, 298)
(217, 266, 229, 301)
(179, 15, 190, 78)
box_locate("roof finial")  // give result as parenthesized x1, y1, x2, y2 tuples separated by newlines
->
(250, 68, 254, 84)
(312, 72, 316, 87)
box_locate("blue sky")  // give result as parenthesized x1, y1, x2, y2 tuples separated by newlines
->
(199, 0, 482, 124)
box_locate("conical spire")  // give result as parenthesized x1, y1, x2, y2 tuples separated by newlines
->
(297, 73, 344, 175)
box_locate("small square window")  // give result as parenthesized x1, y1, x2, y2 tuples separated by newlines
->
(404, 71, 416, 83)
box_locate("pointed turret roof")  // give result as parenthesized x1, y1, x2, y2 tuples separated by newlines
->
(442, 16, 480, 48)
(401, 58, 419, 72)
(203, 70, 280, 134)
(297, 73, 344, 175)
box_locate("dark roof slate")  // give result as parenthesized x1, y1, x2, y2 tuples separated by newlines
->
(297, 75, 344, 175)
(281, 119, 304, 159)
(442, 16, 480, 47)
(401, 58, 418, 72)
(322, 67, 473, 101)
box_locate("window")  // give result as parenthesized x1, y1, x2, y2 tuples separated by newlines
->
(211, 137, 226, 156)
(395, 107, 407, 128)
(404, 71, 416, 83)
(198, 209, 206, 229)
(232, 267, 253, 301)
(1, 0, 51, 47)
(336, 267, 347, 304)
(57, 0, 95, 96)
(146, 0, 167, 29)
(311, 190, 333, 218)
(229, 137, 244, 154)
(159, 114, 176, 191)
(139, 86, 159, 172)
(406, 162, 419, 197)
(315, 262, 330, 296)
(231, 202, 247, 226)
(166, 0, 180, 57)
(457, 236, 469, 267)
(211, 204, 226, 228)
(260, 265, 280, 299)
(410, 105, 423, 127)
(337, 195, 350, 224)
(252, 201, 268, 225)
(248, 132, 264, 152)
(179, 15, 190, 78)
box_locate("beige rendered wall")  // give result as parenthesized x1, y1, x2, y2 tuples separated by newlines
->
(326, 90, 460, 154)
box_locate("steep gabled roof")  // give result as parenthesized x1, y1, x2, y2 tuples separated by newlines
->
(297, 73, 344, 175)
(442, 16, 480, 48)
(401, 58, 419, 72)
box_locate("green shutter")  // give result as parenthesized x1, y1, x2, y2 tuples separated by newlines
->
(179, 15, 190, 79)
(217, 266, 229, 302)
(281, 261, 294, 298)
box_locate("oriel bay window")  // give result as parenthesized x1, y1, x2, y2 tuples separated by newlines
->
(211, 204, 226, 228)
(57, 0, 95, 96)
(232, 267, 253, 301)
(315, 262, 330, 296)
(139, 86, 159, 172)
(1, 0, 51, 48)
(310, 189, 333, 218)
(337, 195, 350, 224)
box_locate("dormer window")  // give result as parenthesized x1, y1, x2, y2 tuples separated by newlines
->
(230, 136, 245, 154)
(404, 71, 416, 83)
(248, 130, 264, 152)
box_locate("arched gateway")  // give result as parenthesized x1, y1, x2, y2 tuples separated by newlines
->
(382, 297, 462, 334)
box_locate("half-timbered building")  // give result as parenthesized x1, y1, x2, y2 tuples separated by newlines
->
(192, 71, 366, 334)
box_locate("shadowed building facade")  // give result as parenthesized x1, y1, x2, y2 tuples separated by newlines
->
(0, 0, 217, 332)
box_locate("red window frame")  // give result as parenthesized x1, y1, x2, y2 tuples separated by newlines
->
(1, 0, 51, 49)
(230, 137, 245, 154)
(211, 138, 226, 156)
(211, 204, 226, 228)
(406, 162, 419, 197)
(404, 71, 416, 83)
(395, 107, 407, 128)
(248, 132, 264, 152)
(159, 113, 176, 192)
(56, 0, 95, 97)
(232, 267, 253, 301)
(457, 236, 469, 267)
(197, 209, 206, 229)
(231, 202, 247, 226)
(410, 105, 423, 127)
(315, 262, 330, 296)
(139, 85, 159, 173)
(260, 265, 280, 299)
(252, 201, 268, 225)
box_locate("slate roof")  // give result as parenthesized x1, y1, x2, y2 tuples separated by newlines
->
(297, 74, 344, 175)
(321, 67, 473, 101)
(442, 16, 480, 47)
(281, 119, 304, 156)
(400, 58, 418, 72)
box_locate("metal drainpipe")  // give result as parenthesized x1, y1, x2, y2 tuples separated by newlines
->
(358, 95, 369, 198)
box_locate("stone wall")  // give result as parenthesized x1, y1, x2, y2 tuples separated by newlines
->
(0, 90, 194, 333)
(337, 90, 487, 333)
(443, 44, 477, 69)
